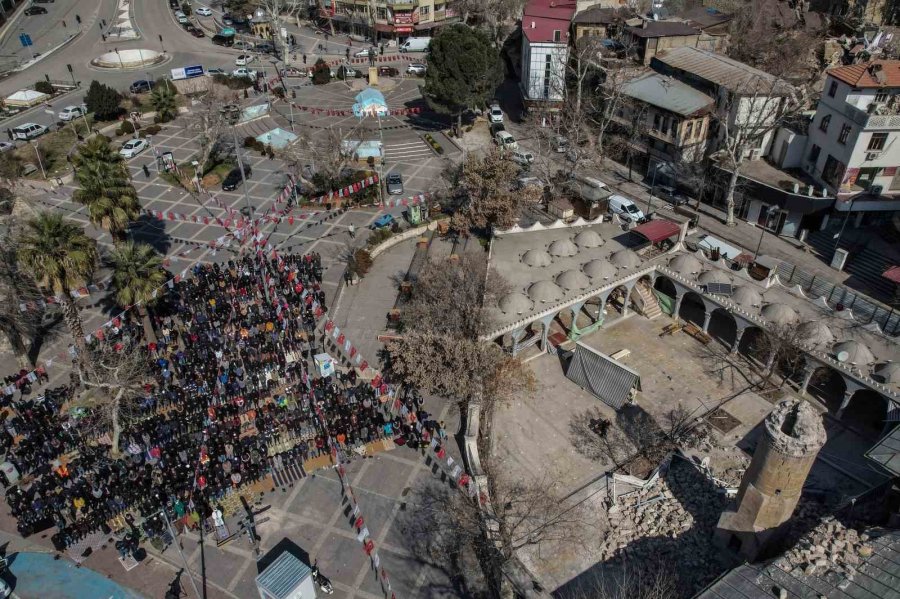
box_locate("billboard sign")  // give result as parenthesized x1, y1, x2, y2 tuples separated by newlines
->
(171, 65, 204, 80)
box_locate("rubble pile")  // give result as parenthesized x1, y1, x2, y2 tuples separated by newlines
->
(773, 517, 874, 580)
(600, 460, 730, 594)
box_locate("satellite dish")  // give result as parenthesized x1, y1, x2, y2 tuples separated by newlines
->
(836, 350, 850, 362)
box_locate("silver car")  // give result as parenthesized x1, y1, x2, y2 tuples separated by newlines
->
(386, 173, 403, 195)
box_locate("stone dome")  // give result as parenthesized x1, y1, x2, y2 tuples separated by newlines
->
(556, 269, 591, 290)
(522, 249, 553, 267)
(874, 362, 900, 385)
(761, 303, 799, 326)
(698, 270, 731, 286)
(832, 340, 876, 366)
(573, 230, 604, 248)
(668, 254, 703, 277)
(528, 280, 563, 303)
(548, 238, 579, 257)
(732, 286, 763, 309)
(582, 259, 617, 280)
(609, 249, 641, 269)
(499, 292, 534, 315)
(797, 320, 835, 348)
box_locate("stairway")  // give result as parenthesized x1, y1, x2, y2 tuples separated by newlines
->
(805, 230, 897, 304)
(635, 283, 662, 320)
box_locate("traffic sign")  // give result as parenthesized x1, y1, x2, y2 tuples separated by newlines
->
(19, 34, 32, 48)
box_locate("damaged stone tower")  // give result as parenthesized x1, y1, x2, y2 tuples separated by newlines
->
(714, 399, 826, 561)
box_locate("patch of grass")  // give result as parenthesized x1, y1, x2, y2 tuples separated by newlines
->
(12, 123, 93, 179)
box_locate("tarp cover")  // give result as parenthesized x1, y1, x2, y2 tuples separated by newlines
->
(565, 342, 641, 410)
(633, 219, 680, 244)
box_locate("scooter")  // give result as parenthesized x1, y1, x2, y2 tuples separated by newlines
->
(311, 564, 334, 595)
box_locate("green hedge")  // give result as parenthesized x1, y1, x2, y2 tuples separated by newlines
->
(423, 134, 444, 155)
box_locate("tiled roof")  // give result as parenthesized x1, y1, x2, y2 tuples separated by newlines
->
(522, 0, 577, 43)
(626, 20, 699, 38)
(572, 6, 621, 24)
(827, 60, 900, 88)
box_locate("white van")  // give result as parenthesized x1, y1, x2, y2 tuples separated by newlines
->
(174, 10, 188, 24)
(509, 149, 534, 167)
(399, 37, 431, 52)
(12, 123, 48, 141)
(568, 174, 608, 202)
(494, 131, 518, 151)
(608, 194, 645, 220)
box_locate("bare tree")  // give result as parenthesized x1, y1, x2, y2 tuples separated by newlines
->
(258, 0, 306, 58)
(187, 85, 239, 183)
(453, 0, 528, 43)
(557, 561, 679, 599)
(278, 127, 352, 193)
(569, 407, 636, 467)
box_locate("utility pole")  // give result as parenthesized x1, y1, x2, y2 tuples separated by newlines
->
(231, 122, 271, 303)
(161, 510, 202, 599)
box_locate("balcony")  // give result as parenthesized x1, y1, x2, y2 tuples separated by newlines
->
(831, 98, 900, 130)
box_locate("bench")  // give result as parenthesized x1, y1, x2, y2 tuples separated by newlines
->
(660, 322, 683, 337)
(682, 322, 712, 345)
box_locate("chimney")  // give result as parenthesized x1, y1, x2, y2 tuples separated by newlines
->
(531, 21, 535, 28)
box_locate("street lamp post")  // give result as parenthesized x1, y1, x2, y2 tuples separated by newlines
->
(31, 142, 46, 179)
(230, 123, 271, 304)
(833, 193, 860, 257)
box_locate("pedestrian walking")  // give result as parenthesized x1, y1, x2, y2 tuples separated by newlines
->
(302, 54, 307, 65)
(348, 224, 355, 238)
(6, 129, 12, 141)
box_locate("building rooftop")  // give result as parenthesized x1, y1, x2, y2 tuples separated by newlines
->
(678, 6, 733, 29)
(572, 6, 623, 24)
(626, 20, 700, 38)
(255, 552, 312, 599)
(696, 528, 900, 599)
(621, 72, 715, 116)
(652, 47, 793, 95)
(827, 60, 900, 89)
(522, 0, 577, 44)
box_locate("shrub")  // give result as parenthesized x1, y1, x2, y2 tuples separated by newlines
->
(130, 95, 142, 108)
(115, 127, 123, 136)
(423, 134, 444, 155)
(265, 145, 274, 159)
(120, 120, 135, 135)
(34, 80, 54, 95)
(311, 59, 331, 85)
(353, 249, 373, 275)
(366, 227, 393, 248)
(144, 124, 162, 135)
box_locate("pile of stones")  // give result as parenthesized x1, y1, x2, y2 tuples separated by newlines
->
(772, 516, 874, 580)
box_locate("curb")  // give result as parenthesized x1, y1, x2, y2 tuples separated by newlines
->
(0, 1, 27, 49)
(12, 31, 82, 73)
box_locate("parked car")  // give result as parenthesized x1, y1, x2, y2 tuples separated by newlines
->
(222, 164, 252, 191)
(174, 10, 188, 24)
(233, 41, 255, 51)
(608, 194, 645, 221)
(488, 103, 503, 124)
(58, 104, 87, 121)
(509, 149, 534, 167)
(195, 6, 212, 16)
(235, 54, 255, 66)
(185, 25, 205, 37)
(211, 34, 234, 47)
(353, 48, 373, 58)
(386, 173, 403, 195)
(256, 41, 275, 53)
(516, 176, 546, 193)
(119, 139, 149, 158)
(489, 122, 505, 137)
(206, 67, 225, 75)
(0, 142, 15, 153)
(24, 6, 47, 14)
(654, 184, 689, 206)
(494, 130, 518, 151)
(12, 123, 48, 140)
(129, 79, 155, 93)
(231, 67, 257, 79)
(377, 66, 399, 77)
(406, 63, 426, 76)
(336, 64, 357, 79)
(372, 214, 394, 229)
(282, 66, 303, 77)
(222, 14, 233, 25)
(553, 135, 568, 153)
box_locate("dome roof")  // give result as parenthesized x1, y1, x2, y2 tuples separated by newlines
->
(499, 292, 534, 315)
(797, 320, 835, 347)
(761, 303, 799, 326)
(832, 340, 876, 366)
(609, 249, 641, 269)
(668, 254, 703, 277)
(732, 286, 763, 309)
(698, 270, 731, 286)
(548, 238, 579, 257)
(556, 269, 591, 290)
(573, 230, 604, 248)
(582, 259, 617, 280)
(874, 362, 900, 385)
(528, 280, 563, 303)
(522, 249, 553, 267)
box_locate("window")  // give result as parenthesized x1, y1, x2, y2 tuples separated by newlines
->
(685, 121, 693, 138)
(828, 80, 838, 97)
(868, 132, 888, 151)
(809, 144, 821, 163)
(838, 124, 852, 144)
(376, 7, 387, 19)
(819, 114, 831, 133)
(652, 114, 661, 131)
(419, 5, 429, 16)
(875, 91, 890, 103)
(822, 154, 845, 188)
(543, 54, 551, 99)
(553, 30, 561, 42)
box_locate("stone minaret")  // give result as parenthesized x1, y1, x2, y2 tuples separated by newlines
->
(714, 399, 826, 561)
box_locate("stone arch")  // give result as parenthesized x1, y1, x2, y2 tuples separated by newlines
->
(606, 284, 632, 316)
(737, 326, 766, 361)
(678, 291, 707, 327)
(841, 389, 889, 438)
(654, 275, 678, 300)
(806, 366, 847, 414)
(708, 308, 737, 348)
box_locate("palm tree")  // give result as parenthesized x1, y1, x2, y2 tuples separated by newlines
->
(107, 241, 167, 344)
(72, 136, 141, 244)
(17, 212, 97, 355)
(0, 236, 42, 369)
(150, 85, 178, 122)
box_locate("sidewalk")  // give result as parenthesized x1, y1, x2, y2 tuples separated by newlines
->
(596, 157, 856, 289)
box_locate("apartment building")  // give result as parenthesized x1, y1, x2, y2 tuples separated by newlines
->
(804, 60, 900, 225)
(520, 0, 577, 107)
(320, 0, 459, 40)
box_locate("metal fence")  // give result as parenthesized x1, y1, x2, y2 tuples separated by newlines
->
(776, 262, 900, 336)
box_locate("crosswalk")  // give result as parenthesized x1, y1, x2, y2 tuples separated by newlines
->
(383, 139, 434, 162)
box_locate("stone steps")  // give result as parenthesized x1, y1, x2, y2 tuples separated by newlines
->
(635, 283, 662, 320)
